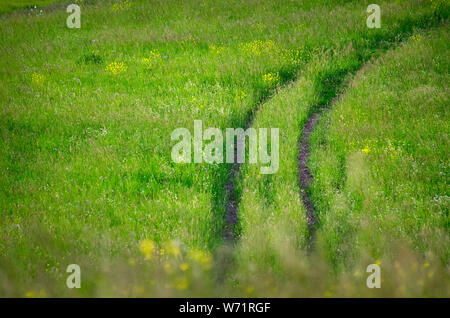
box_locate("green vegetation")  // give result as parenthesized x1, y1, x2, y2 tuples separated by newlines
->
(233, 25, 449, 297)
(0, 0, 448, 297)
(0, 0, 67, 14)
(309, 26, 449, 278)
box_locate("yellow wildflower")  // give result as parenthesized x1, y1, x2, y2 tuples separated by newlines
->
(188, 248, 212, 270)
(25, 289, 46, 298)
(141, 49, 161, 69)
(411, 34, 422, 42)
(362, 145, 371, 154)
(165, 240, 181, 257)
(31, 73, 45, 86)
(239, 40, 278, 56)
(139, 239, 155, 259)
(180, 35, 198, 47)
(281, 47, 306, 65)
(235, 90, 248, 101)
(105, 61, 127, 75)
(209, 44, 226, 55)
(112, 0, 131, 12)
(158, 248, 165, 256)
(262, 72, 280, 87)
(25, 291, 36, 298)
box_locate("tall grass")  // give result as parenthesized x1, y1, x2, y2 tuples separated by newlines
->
(0, 0, 448, 296)
(309, 26, 449, 275)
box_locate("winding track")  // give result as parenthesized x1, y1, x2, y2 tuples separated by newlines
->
(298, 112, 319, 241)
(223, 144, 240, 244)
(221, 18, 437, 253)
(223, 113, 255, 244)
(217, 15, 439, 286)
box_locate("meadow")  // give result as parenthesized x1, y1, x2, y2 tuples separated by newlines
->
(0, 0, 448, 297)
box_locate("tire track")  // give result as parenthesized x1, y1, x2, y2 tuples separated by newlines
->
(216, 112, 256, 283)
(218, 17, 440, 281)
(297, 68, 356, 253)
(223, 116, 254, 244)
(223, 143, 240, 244)
(298, 112, 320, 250)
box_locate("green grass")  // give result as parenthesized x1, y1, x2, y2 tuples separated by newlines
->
(309, 26, 449, 275)
(0, 0, 68, 14)
(0, 0, 448, 297)
(232, 24, 449, 297)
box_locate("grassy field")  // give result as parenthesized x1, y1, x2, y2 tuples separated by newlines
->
(0, 0, 67, 14)
(0, 0, 448, 297)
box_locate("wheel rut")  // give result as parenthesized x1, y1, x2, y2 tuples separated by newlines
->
(298, 112, 321, 252)
(223, 113, 255, 245)
(223, 144, 240, 244)
(298, 113, 320, 229)
(217, 17, 438, 280)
